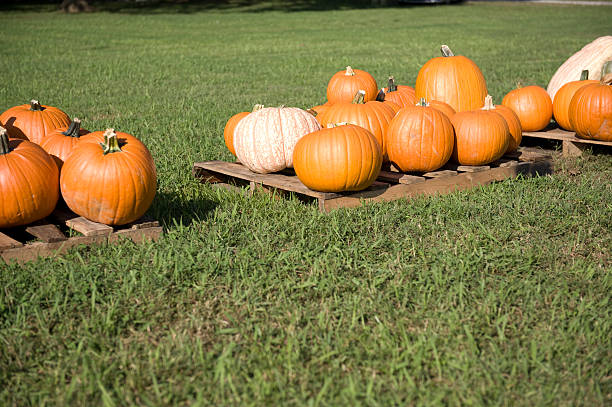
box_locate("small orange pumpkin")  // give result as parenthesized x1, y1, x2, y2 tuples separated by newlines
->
(40, 117, 90, 170)
(380, 76, 416, 108)
(326, 66, 378, 104)
(0, 100, 71, 144)
(386, 98, 454, 172)
(0, 126, 59, 228)
(293, 124, 382, 192)
(553, 70, 599, 131)
(223, 105, 263, 157)
(502, 85, 552, 131)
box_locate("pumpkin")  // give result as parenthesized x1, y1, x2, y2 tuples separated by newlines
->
(60, 129, 157, 225)
(553, 70, 599, 131)
(502, 85, 552, 132)
(223, 105, 263, 157)
(307, 102, 331, 126)
(326, 66, 378, 104)
(293, 124, 382, 192)
(428, 100, 456, 120)
(318, 90, 396, 160)
(568, 62, 612, 142)
(0, 100, 71, 144)
(547, 36, 612, 100)
(380, 76, 416, 108)
(39, 117, 89, 170)
(415, 45, 488, 112)
(233, 106, 321, 174)
(451, 96, 510, 166)
(386, 98, 454, 172)
(489, 102, 522, 153)
(0, 126, 59, 228)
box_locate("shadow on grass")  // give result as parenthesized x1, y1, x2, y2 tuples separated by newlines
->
(150, 190, 218, 229)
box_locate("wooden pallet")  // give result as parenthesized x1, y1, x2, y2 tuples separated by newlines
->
(193, 147, 554, 212)
(0, 207, 162, 264)
(522, 127, 612, 157)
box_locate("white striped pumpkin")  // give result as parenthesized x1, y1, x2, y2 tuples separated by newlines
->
(547, 36, 612, 100)
(234, 106, 321, 174)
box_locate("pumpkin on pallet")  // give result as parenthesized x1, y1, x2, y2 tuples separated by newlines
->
(223, 104, 263, 157)
(379, 76, 416, 108)
(40, 117, 90, 170)
(502, 85, 552, 132)
(327, 66, 378, 104)
(552, 70, 599, 131)
(0, 127, 59, 228)
(0, 100, 71, 144)
(293, 124, 382, 192)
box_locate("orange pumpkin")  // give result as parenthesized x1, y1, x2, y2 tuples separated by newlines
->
(568, 64, 612, 141)
(386, 98, 454, 172)
(0, 126, 59, 228)
(553, 70, 599, 131)
(451, 96, 510, 166)
(60, 129, 157, 225)
(0, 100, 70, 144)
(223, 105, 263, 157)
(502, 85, 552, 131)
(380, 76, 416, 108)
(293, 124, 382, 192)
(326, 66, 378, 104)
(415, 45, 488, 112)
(318, 90, 396, 160)
(428, 100, 456, 120)
(39, 118, 90, 170)
(307, 102, 331, 125)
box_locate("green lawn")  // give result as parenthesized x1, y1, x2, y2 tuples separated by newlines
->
(1, 2, 611, 406)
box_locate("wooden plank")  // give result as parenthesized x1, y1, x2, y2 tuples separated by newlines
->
(25, 224, 67, 243)
(522, 129, 612, 146)
(0, 231, 23, 250)
(517, 147, 554, 162)
(563, 140, 588, 157)
(377, 170, 426, 185)
(66, 217, 114, 237)
(456, 165, 491, 173)
(422, 169, 458, 178)
(320, 160, 553, 212)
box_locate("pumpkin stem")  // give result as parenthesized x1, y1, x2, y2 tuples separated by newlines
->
(481, 95, 495, 111)
(100, 129, 122, 155)
(352, 90, 366, 104)
(327, 122, 350, 128)
(375, 89, 386, 102)
(252, 104, 264, 112)
(416, 97, 430, 107)
(387, 76, 397, 93)
(601, 61, 612, 85)
(580, 70, 589, 81)
(440, 45, 454, 57)
(0, 127, 10, 155)
(29, 99, 44, 111)
(62, 118, 82, 138)
(345, 66, 355, 76)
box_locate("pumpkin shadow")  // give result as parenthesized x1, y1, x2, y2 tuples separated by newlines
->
(149, 190, 218, 229)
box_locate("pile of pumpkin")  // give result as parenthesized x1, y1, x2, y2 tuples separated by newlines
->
(224, 43, 612, 193)
(0, 101, 157, 229)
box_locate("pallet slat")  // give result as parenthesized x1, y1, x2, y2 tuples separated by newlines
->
(522, 128, 612, 157)
(66, 217, 114, 237)
(25, 224, 67, 243)
(0, 232, 24, 250)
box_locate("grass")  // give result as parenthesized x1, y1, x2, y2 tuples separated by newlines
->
(1, 2, 611, 406)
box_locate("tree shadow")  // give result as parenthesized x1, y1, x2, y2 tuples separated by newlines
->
(149, 190, 218, 229)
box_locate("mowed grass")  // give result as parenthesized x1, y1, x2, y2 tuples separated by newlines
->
(1, 2, 611, 406)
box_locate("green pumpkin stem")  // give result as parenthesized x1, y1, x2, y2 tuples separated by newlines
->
(416, 97, 429, 107)
(345, 66, 355, 76)
(252, 104, 264, 112)
(481, 95, 495, 111)
(352, 90, 366, 104)
(62, 118, 82, 138)
(440, 45, 454, 57)
(100, 129, 122, 155)
(29, 99, 44, 111)
(601, 61, 612, 85)
(580, 70, 589, 81)
(387, 76, 397, 93)
(0, 127, 10, 155)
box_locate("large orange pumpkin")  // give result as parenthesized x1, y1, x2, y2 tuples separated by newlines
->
(0, 100, 70, 144)
(553, 70, 599, 131)
(386, 98, 454, 172)
(60, 129, 157, 225)
(223, 105, 263, 157)
(326, 66, 378, 104)
(293, 124, 382, 192)
(415, 45, 488, 112)
(318, 90, 396, 160)
(0, 126, 59, 228)
(39, 117, 90, 170)
(380, 76, 416, 108)
(568, 64, 612, 142)
(451, 97, 510, 166)
(502, 85, 552, 131)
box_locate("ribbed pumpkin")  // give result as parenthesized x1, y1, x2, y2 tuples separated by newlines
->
(326, 66, 378, 104)
(380, 76, 416, 108)
(307, 102, 331, 126)
(223, 105, 263, 156)
(553, 70, 599, 131)
(428, 100, 456, 120)
(386, 98, 454, 172)
(233, 106, 321, 174)
(568, 62, 612, 142)
(60, 129, 157, 225)
(0, 127, 59, 228)
(547, 36, 612, 100)
(293, 124, 382, 192)
(415, 45, 488, 112)
(451, 97, 510, 166)
(39, 118, 90, 170)
(318, 90, 396, 160)
(502, 85, 552, 132)
(481, 98, 522, 153)
(0, 100, 70, 144)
